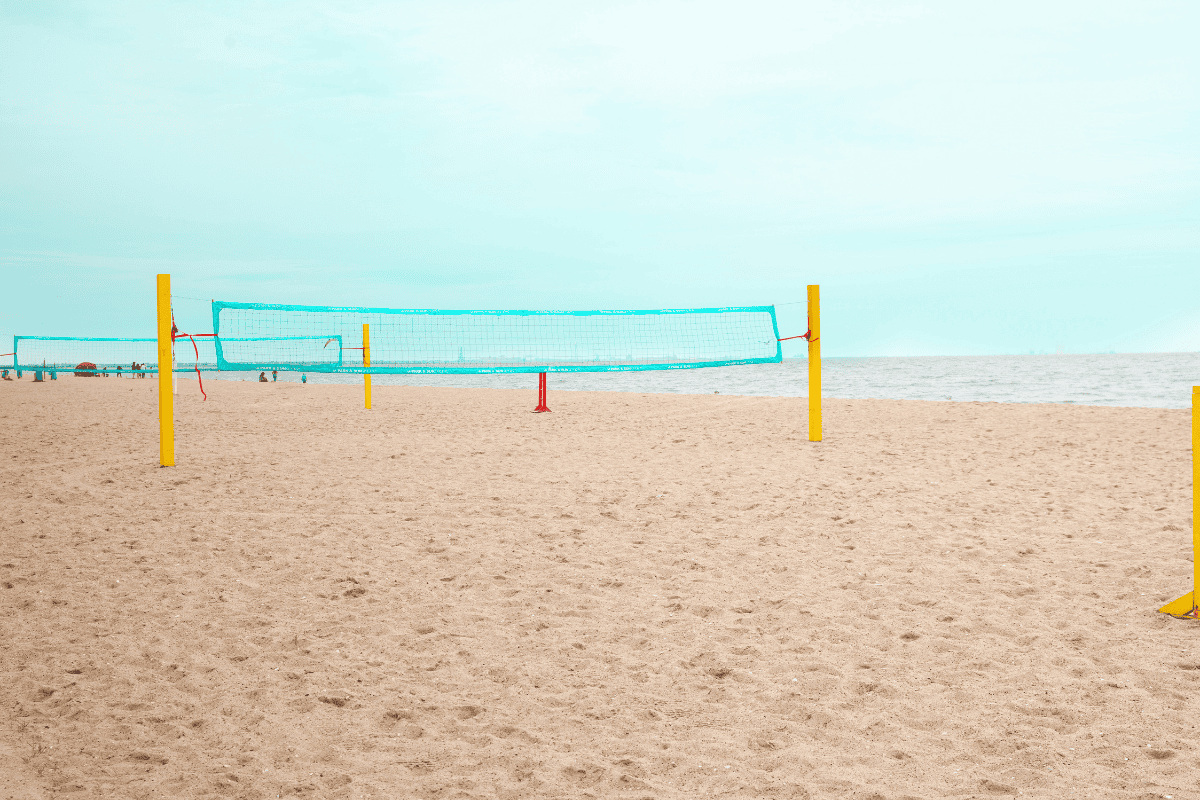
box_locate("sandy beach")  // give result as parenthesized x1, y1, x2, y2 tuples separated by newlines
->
(0, 376, 1195, 799)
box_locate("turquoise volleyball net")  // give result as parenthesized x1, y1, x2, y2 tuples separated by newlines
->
(10, 335, 338, 375)
(12, 336, 172, 374)
(212, 301, 782, 374)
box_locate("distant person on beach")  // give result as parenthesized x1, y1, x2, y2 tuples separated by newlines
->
(301, 374, 307, 384)
(116, 365, 122, 377)
(259, 372, 268, 382)
(272, 370, 277, 382)
(2, 370, 10, 380)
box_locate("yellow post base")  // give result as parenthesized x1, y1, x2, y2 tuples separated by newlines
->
(1159, 592, 1196, 618)
(1159, 385, 1198, 617)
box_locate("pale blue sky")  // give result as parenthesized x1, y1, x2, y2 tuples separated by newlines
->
(2, 1, 1197, 356)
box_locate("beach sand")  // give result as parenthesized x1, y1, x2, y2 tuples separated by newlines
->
(0, 377, 1195, 799)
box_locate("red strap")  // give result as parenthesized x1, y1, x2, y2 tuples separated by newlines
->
(184, 334, 207, 401)
(171, 318, 208, 401)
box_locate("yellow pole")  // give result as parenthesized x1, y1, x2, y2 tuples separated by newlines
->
(363, 323, 372, 410)
(156, 274, 174, 466)
(808, 284, 822, 442)
(1159, 385, 1199, 616)
(1194, 386, 1199, 607)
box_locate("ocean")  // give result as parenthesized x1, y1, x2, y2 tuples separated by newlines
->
(203, 352, 1200, 409)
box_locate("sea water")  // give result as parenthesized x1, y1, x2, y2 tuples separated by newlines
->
(208, 352, 1200, 409)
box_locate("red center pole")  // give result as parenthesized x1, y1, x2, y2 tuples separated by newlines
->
(534, 372, 551, 413)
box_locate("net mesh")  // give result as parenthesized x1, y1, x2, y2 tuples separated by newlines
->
(212, 302, 782, 374)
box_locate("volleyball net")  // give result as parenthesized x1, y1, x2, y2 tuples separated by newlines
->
(211, 301, 782, 374)
(10, 335, 338, 375)
(11, 336, 182, 374)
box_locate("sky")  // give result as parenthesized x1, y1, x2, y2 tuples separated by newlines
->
(1, 0, 1197, 357)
